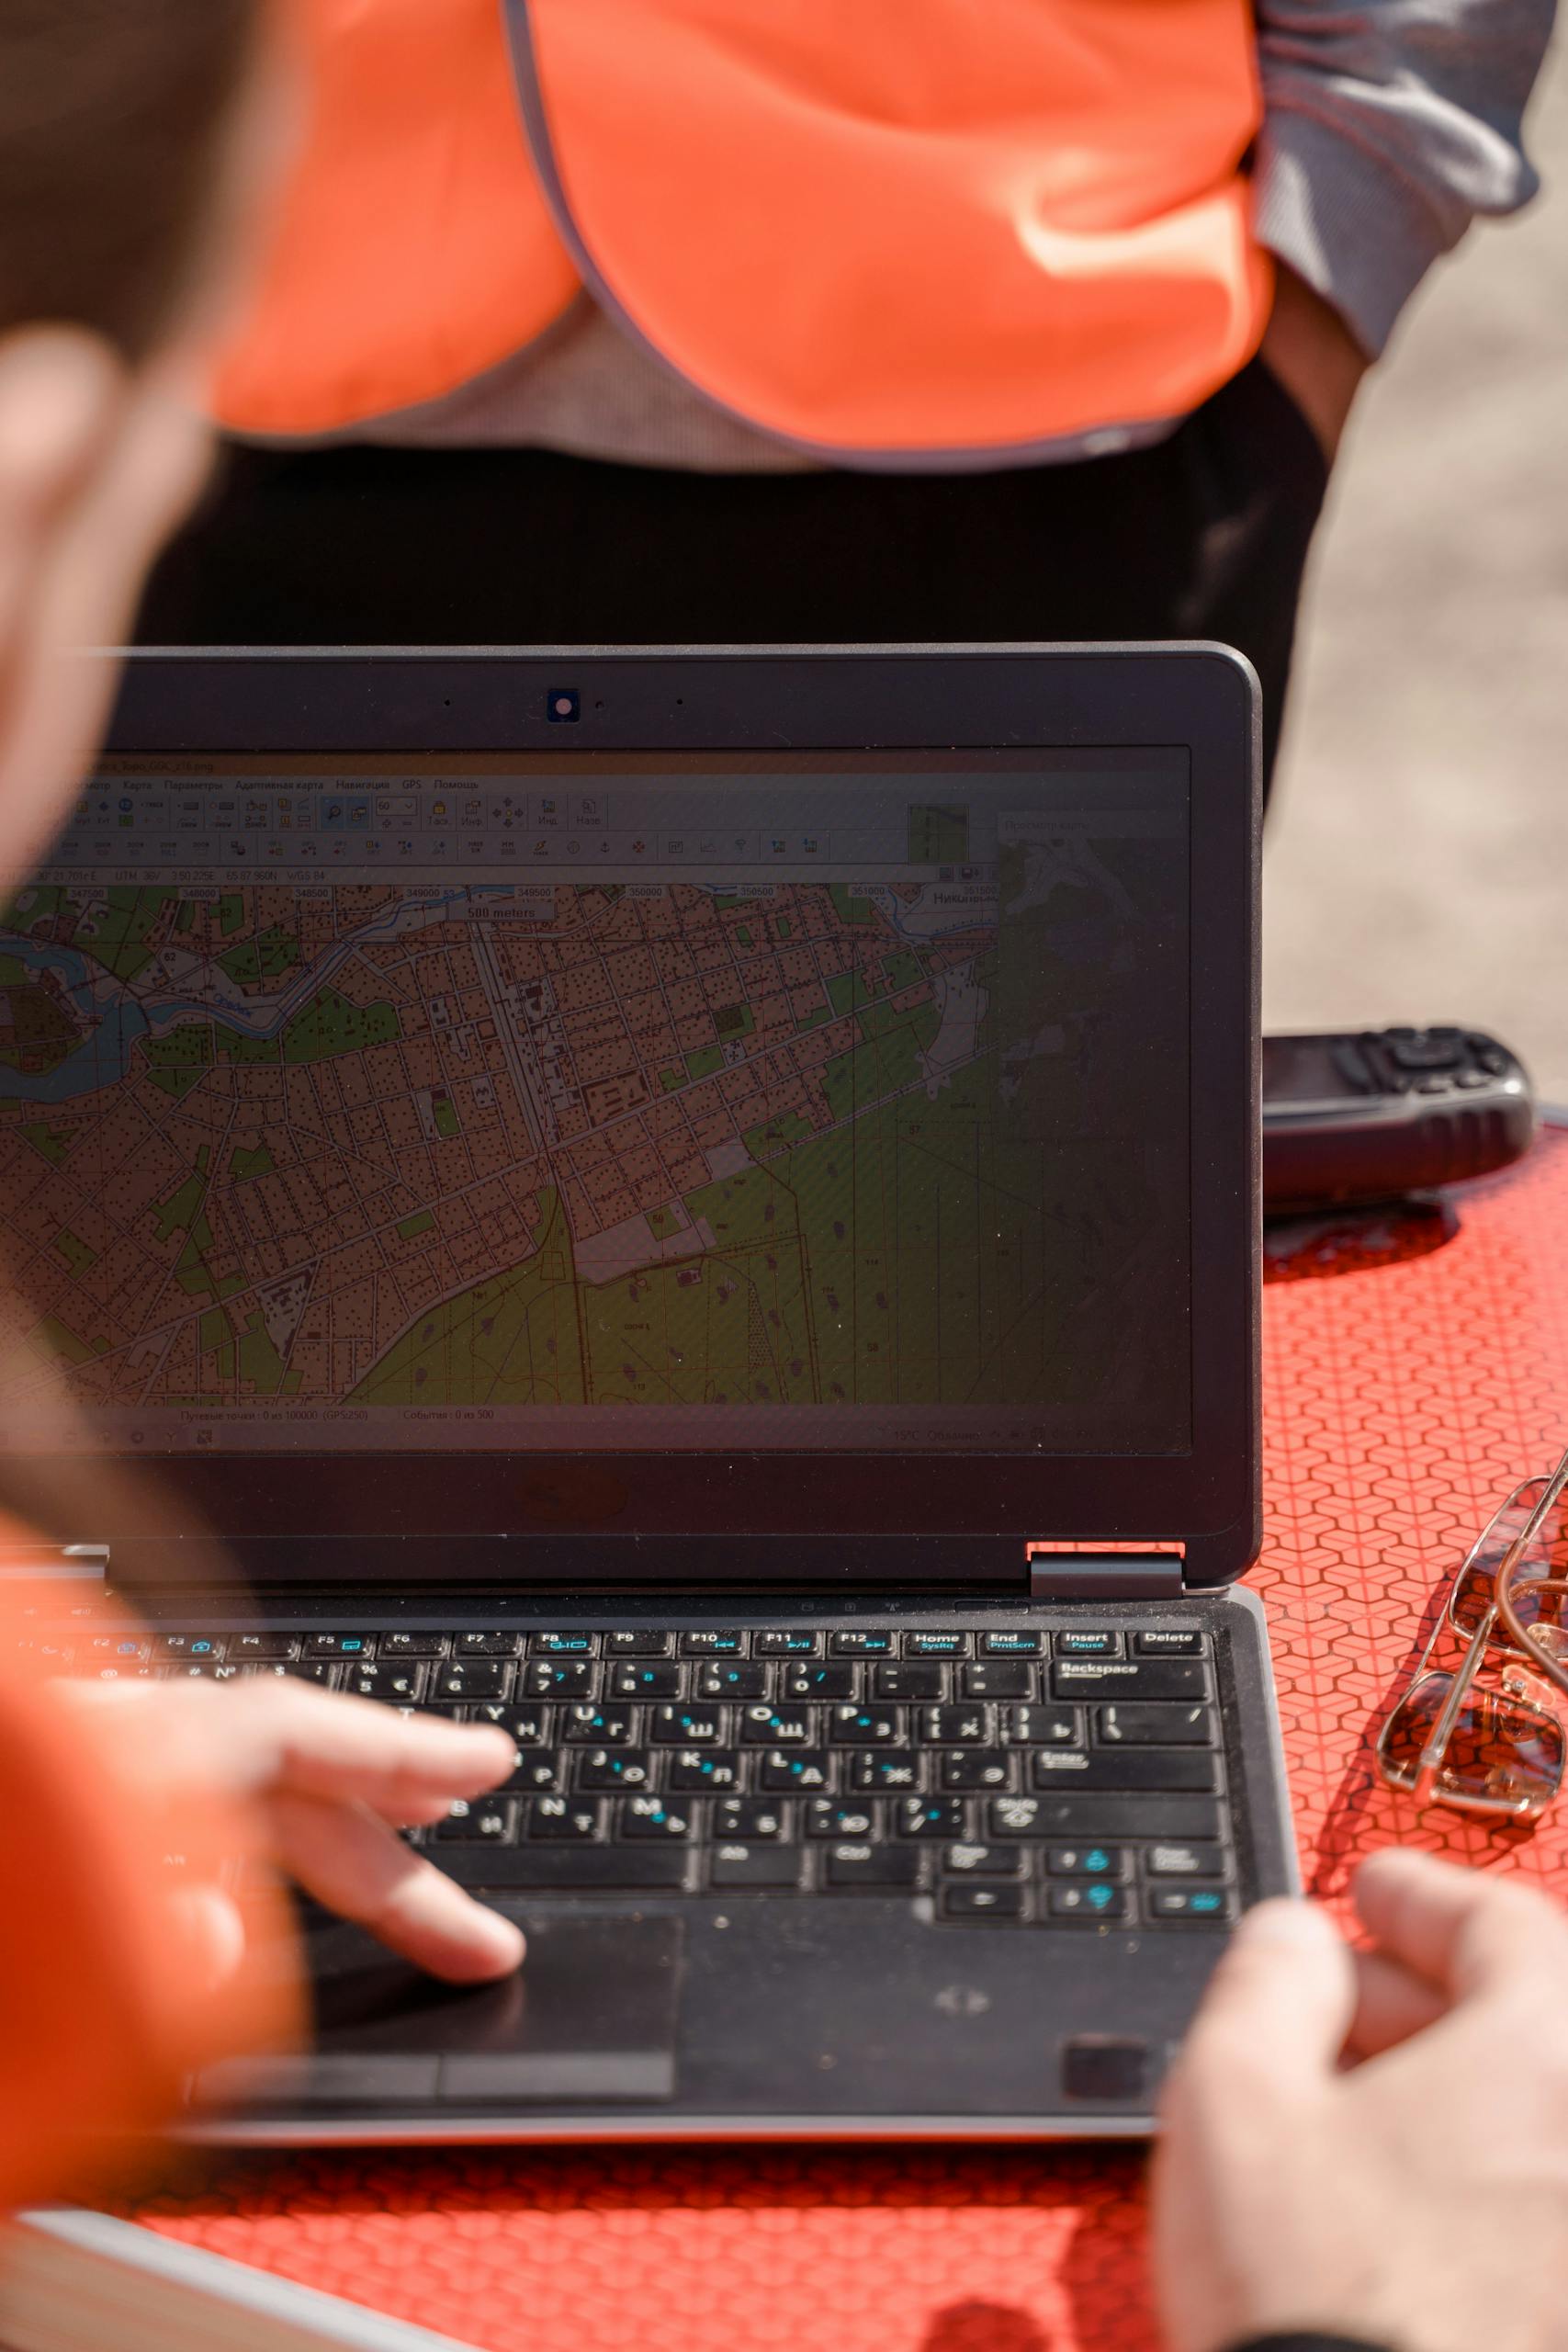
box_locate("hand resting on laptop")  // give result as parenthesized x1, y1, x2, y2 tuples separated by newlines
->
(56, 1675, 525, 1985)
(1155, 1849, 1568, 2352)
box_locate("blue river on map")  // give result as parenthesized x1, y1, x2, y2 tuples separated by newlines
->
(0, 888, 484, 1106)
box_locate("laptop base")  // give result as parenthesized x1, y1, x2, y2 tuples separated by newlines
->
(157, 1587, 1294, 2142)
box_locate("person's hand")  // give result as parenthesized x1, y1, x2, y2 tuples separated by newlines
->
(1153, 1849, 1568, 2352)
(1257, 259, 1369, 464)
(57, 1673, 525, 1984)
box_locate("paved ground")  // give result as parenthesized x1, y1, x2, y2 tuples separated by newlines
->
(1263, 38, 1568, 1102)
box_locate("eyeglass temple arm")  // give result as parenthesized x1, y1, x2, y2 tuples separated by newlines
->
(1413, 1600, 1498, 1806)
(1494, 1445, 1568, 1696)
(1416, 1449, 1568, 1800)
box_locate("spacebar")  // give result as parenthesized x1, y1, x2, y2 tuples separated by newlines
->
(436, 1847, 692, 1891)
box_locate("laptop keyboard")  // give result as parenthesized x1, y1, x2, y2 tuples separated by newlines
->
(103, 1623, 1238, 1930)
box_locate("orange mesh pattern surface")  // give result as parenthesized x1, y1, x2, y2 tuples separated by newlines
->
(126, 1134, 1568, 2352)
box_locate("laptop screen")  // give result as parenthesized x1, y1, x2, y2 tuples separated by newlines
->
(0, 748, 1190, 1464)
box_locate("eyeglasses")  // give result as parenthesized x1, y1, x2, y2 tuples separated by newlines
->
(1378, 1445, 1568, 1820)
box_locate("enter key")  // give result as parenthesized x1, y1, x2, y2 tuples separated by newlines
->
(1097, 1702, 1218, 1747)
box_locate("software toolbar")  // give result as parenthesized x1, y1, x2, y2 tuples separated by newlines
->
(46, 778, 1006, 882)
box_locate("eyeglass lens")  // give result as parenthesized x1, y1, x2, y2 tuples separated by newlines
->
(1382, 1669, 1566, 1815)
(1451, 1479, 1568, 1653)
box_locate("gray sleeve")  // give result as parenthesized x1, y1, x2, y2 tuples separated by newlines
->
(1252, 0, 1557, 356)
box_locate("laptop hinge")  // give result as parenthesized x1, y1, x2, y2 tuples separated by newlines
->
(1026, 1543, 1185, 1600)
(0, 1544, 110, 1583)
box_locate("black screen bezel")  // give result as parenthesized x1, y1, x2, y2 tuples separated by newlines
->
(53, 645, 1259, 1587)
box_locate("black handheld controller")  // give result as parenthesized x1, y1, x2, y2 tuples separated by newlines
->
(1261, 1027, 1535, 1216)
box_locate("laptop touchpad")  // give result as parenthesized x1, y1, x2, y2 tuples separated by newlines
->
(304, 1911, 685, 2105)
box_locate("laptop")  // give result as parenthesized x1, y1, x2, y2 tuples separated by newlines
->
(6, 644, 1292, 2140)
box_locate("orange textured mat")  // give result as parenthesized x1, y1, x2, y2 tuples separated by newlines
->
(125, 1130, 1568, 2352)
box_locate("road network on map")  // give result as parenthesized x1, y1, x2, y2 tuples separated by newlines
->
(0, 840, 1154, 1428)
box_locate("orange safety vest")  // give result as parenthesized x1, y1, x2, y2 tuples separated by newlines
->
(216, 0, 1271, 460)
(0, 1560, 298, 2207)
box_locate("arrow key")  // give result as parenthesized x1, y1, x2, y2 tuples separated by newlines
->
(1047, 1882, 1132, 1923)
(1045, 1843, 1129, 1879)
(940, 1882, 1025, 1921)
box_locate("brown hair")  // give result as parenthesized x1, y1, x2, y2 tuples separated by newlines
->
(0, 0, 255, 359)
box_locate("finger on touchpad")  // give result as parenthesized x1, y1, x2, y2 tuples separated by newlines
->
(308, 1912, 685, 2106)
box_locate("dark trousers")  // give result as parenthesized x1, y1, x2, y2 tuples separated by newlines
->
(136, 356, 1328, 794)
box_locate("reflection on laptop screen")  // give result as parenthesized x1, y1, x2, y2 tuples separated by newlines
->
(0, 751, 1190, 1457)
